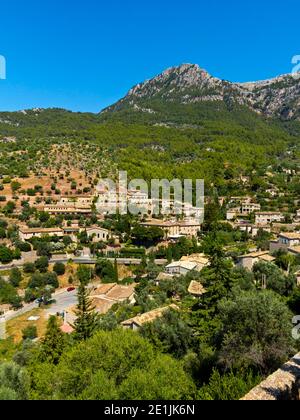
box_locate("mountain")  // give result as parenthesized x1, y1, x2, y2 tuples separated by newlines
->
(101, 64, 300, 123)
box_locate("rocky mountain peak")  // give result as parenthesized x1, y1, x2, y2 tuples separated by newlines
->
(102, 64, 300, 121)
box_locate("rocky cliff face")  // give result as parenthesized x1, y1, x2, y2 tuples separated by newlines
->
(102, 64, 300, 120)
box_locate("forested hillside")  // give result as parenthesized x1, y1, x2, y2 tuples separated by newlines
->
(0, 105, 299, 199)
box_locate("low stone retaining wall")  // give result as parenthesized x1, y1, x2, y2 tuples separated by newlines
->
(242, 353, 300, 400)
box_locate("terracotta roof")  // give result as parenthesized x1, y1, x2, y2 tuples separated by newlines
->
(90, 283, 136, 302)
(256, 212, 283, 216)
(60, 324, 74, 334)
(19, 227, 63, 234)
(90, 283, 116, 297)
(258, 254, 276, 263)
(188, 281, 206, 296)
(122, 305, 178, 328)
(279, 232, 300, 240)
(141, 219, 201, 228)
(91, 297, 115, 314)
(166, 261, 198, 271)
(106, 284, 135, 301)
(288, 246, 300, 254)
(180, 253, 209, 267)
(239, 251, 269, 259)
(156, 272, 174, 282)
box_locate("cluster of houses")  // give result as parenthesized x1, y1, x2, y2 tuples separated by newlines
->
(59, 253, 210, 333)
(43, 196, 94, 216)
(141, 218, 201, 240)
(237, 231, 300, 286)
(96, 185, 204, 220)
(19, 225, 111, 244)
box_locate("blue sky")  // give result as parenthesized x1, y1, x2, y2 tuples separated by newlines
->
(0, 0, 299, 112)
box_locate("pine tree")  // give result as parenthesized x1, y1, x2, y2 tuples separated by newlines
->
(73, 284, 99, 341)
(39, 316, 65, 365)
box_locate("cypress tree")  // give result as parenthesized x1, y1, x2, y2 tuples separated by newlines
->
(73, 284, 99, 341)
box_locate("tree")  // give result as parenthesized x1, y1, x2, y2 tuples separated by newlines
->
(0, 246, 14, 264)
(95, 259, 116, 283)
(73, 284, 99, 341)
(217, 290, 295, 374)
(0, 228, 6, 239)
(10, 296, 23, 310)
(9, 268, 22, 288)
(0, 362, 30, 400)
(53, 262, 66, 276)
(43, 272, 59, 289)
(3, 201, 16, 215)
(140, 309, 194, 359)
(253, 261, 296, 296)
(23, 262, 35, 274)
(0, 278, 19, 305)
(29, 330, 195, 400)
(76, 265, 93, 285)
(10, 181, 21, 193)
(199, 232, 233, 312)
(16, 242, 31, 252)
(198, 369, 261, 401)
(39, 316, 65, 365)
(131, 225, 164, 247)
(35, 241, 52, 257)
(63, 236, 72, 247)
(35, 256, 49, 273)
(22, 326, 38, 341)
(28, 273, 45, 289)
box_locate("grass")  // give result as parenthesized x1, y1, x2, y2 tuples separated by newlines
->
(6, 309, 47, 344)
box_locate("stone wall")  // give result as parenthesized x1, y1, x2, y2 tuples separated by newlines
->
(242, 353, 300, 400)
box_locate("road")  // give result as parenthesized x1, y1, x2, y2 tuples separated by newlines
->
(0, 257, 168, 272)
(1, 288, 78, 323)
(0, 256, 167, 322)
(45, 289, 77, 316)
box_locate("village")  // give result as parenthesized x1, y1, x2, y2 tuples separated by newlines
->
(0, 161, 299, 344)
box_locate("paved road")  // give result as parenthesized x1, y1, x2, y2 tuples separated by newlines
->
(1, 288, 77, 322)
(0, 257, 167, 272)
(51, 257, 167, 266)
(45, 289, 77, 316)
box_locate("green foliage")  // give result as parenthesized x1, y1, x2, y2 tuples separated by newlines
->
(35, 257, 49, 273)
(131, 225, 164, 247)
(95, 259, 116, 283)
(76, 265, 93, 285)
(0, 278, 19, 305)
(22, 326, 38, 341)
(73, 284, 99, 341)
(140, 309, 194, 359)
(217, 290, 295, 374)
(38, 316, 65, 365)
(23, 262, 35, 274)
(0, 362, 30, 400)
(9, 268, 22, 288)
(28, 330, 196, 400)
(0, 246, 14, 264)
(198, 369, 261, 401)
(53, 262, 66, 276)
(253, 261, 296, 296)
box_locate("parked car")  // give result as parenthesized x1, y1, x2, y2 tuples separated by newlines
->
(35, 298, 43, 304)
(67, 287, 76, 292)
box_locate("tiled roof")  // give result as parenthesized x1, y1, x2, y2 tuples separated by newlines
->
(122, 305, 178, 327)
